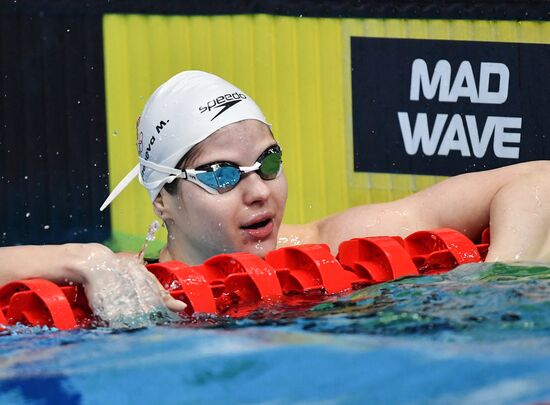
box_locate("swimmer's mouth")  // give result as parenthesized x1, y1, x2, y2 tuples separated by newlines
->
(241, 218, 272, 230)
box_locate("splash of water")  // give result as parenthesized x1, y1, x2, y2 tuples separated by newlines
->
(83, 253, 181, 329)
(137, 220, 161, 262)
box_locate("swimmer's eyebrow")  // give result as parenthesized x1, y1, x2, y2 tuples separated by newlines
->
(194, 143, 279, 169)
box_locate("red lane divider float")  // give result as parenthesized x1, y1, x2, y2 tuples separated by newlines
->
(0, 228, 489, 330)
(0, 280, 92, 330)
(267, 244, 363, 294)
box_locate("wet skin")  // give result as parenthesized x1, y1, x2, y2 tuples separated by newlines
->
(155, 120, 288, 265)
(1, 132, 550, 326)
(153, 120, 550, 266)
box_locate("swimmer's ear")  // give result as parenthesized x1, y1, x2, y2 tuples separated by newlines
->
(152, 191, 169, 220)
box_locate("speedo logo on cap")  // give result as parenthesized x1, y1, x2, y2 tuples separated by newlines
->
(198, 93, 247, 121)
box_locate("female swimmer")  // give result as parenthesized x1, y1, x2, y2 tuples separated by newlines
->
(1, 71, 550, 323)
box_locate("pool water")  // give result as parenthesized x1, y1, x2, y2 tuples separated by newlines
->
(1, 262, 550, 404)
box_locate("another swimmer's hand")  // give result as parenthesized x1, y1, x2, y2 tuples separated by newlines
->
(69, 244, 186, 328)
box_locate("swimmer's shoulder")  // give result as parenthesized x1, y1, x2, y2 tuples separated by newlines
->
(278, 223, 319, 247)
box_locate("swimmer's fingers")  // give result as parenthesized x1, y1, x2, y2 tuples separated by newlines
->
(140, 268, 187, 312)
(162, 294, 187, 312)
(124, 257, 187, 313)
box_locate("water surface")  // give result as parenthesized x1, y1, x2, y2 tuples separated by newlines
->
(1, 262, 549, 404)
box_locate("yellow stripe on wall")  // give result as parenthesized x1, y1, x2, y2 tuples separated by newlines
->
(102, 14, 549, 254)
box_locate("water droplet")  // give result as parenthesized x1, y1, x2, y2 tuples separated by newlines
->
(25, 212, 30, 218)
(43, 225, 50, 230)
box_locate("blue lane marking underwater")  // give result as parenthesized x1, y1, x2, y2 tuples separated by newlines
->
(1, 262, 550, 405)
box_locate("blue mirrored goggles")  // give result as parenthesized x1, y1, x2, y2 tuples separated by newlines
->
(180, 145, 283, 194)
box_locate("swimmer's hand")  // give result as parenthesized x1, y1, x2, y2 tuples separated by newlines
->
(71, 244, 186, 328)
(0, 243, 186, 328)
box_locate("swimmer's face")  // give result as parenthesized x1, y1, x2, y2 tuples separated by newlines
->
(158, 120, 288, 264)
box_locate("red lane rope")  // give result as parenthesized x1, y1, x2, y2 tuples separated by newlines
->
(0, 228, 488, 330)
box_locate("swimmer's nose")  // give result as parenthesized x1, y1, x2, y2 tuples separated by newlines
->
(241, 171, 271, 205)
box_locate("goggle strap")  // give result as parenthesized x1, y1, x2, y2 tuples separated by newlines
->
(100, 160, 188, 211)
(139, 174, 181, 190)
(139, 158, 183, 176)
(99, 163, 140, 211)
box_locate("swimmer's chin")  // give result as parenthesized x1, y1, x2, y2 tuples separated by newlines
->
(239, 239, 277, 258)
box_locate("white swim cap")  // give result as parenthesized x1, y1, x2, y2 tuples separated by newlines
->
(100, 71, 269, 211)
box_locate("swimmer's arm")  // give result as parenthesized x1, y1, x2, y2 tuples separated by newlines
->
(287, 160, 550, 262)
(0, 244, 186, 314)
(394, 160, 550, 262)
(0, 243, 105, 286)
